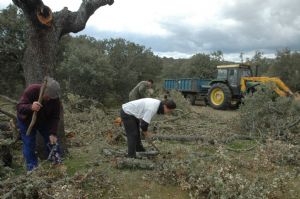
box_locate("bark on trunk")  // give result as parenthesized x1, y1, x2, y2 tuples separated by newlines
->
(12, 0, 114, 158)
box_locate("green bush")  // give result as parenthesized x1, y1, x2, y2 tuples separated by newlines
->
(239, 84, 300, 142)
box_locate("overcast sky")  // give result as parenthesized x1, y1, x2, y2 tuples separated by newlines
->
(1, 0, 300, 62)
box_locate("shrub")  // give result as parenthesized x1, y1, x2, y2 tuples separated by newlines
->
(239, 84, 300, 142)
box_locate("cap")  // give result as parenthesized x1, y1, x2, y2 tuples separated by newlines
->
(44, 77, 60, 99)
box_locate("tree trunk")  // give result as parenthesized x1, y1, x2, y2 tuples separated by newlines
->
(22, 27, 59, 85)
(12, 0, 114, 158)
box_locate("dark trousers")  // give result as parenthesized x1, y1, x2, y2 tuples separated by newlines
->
(17, 118, 51, 171)
(120, 109, 144, 157)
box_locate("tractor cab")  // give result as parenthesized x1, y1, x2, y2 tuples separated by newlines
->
(215, 64, 253, 96)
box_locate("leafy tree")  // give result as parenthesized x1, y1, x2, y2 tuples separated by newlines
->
(269, 49, 300, 91)
(104, 38, 162, 101)
(210, 50, 224, 63)
(185, 53, 213, 78)
(245, 51, 273, 76)
(161, 57, 188, 79)
(55, 35, 116, 103)
(161, 51, 227, 80)
(0, 5, 26, 97)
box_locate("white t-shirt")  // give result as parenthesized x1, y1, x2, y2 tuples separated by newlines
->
(122, 98, 161, 124)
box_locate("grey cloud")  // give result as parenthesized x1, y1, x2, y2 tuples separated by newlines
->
(3, 0, 299, 59)
(157, 0, 300, 53)
(79, 0, 300, 59)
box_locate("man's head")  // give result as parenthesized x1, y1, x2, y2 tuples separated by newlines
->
(163, 99, 176, 114)
(44, 77, 60, 100)
(147, 79, 153, 88)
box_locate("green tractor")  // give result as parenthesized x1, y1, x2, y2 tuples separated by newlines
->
(207, 64, 253, 110)
(207, 64, 293, 110)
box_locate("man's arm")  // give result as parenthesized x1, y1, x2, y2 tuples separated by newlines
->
(16, 85, 40, 116)
(140, 120, 152, 139)
(141, 109, 157, 138)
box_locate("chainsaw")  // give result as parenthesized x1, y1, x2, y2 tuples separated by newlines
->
(47, 143, 62, 164)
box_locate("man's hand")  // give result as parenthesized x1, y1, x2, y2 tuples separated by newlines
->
(31, 101, 42, 111)
(143, 131, 153, 140)
(49, 134, 58, 144)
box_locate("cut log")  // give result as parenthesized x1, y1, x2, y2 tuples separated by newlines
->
(114, 158, 155, 170)
(152, 134, 205, 142)
(102, 148, 159, 158)
(102, 148, 126, 157)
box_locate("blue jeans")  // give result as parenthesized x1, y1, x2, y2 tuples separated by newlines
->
(17, 118, 50, 171)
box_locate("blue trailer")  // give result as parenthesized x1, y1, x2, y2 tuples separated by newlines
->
(164, 78, 211, 105)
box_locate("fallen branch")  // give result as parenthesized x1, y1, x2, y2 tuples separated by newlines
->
(72, 169, 93, 184)
(162, 112, 191, 123)
(0, 108, 16, 120)
(40, 191, 56, 199)
(145, 139, 160, 153)
(0, 95, 18, 104)
(284, 117, 300, 131)
(1, 187, 18, 199)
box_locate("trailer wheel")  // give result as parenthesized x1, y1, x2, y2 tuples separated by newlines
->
(208, 83, 232, 110)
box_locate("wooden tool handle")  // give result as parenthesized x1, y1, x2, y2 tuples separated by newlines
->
(26, 77, 48, 136)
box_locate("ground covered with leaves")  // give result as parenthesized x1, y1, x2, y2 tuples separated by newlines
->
(1, 91, 299, 198)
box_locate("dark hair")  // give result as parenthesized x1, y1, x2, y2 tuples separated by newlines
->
(148, 79, 154, 84)
(163, 99, 176, 109)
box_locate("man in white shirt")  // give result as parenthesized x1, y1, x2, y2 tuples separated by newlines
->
(120, 98, 176, 158)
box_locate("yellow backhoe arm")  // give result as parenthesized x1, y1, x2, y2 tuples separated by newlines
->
(240, 77, 293, 96)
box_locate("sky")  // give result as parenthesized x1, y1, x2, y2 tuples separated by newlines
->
(1, 0, 300, 62)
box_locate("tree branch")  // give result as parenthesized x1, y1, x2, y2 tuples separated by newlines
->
(0, 109, 16, 120)
(0, 95, 18, 105)
(59, 0, 114, 36)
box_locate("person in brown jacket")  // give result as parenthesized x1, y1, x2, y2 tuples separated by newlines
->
(16, 77, 61, 171)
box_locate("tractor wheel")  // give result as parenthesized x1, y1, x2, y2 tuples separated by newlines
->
(208, 83, 232, 110)
(186, 94, 196, 105)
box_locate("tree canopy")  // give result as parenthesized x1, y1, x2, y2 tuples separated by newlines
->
(1, 4, 299, 103)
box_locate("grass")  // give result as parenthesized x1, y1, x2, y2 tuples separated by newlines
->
(61, 141, 190, 199)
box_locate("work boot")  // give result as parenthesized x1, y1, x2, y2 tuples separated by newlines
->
(136, 145, 146, 152)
